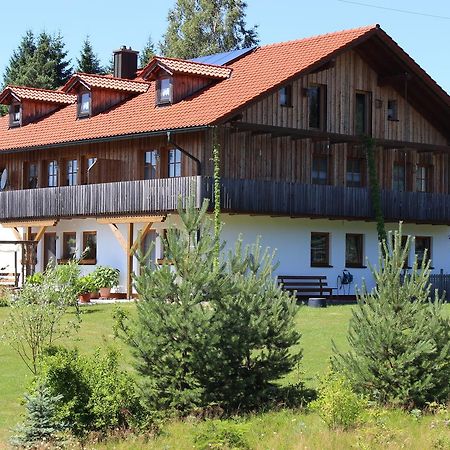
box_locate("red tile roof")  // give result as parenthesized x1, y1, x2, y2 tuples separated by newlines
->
(142, 56, 232, 79)
(63, 73, 150, 93)
(0, 25, 447, 151)
(0, 86, 76, 104)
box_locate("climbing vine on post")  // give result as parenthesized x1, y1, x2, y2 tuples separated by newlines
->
(364, 136, 386, 243)
(212, 127, 221, 268)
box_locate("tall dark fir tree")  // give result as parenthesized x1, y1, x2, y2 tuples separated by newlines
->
(139, 35, 156, 68)
(76, 37, 104, 74)
(160, 0, 259, 59)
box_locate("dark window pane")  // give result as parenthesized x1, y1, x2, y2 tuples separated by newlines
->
(168, 149, 181, 178)
(311, 233, 329, 266)
(387, 99, 398, 121)
(279, 85, 292, 106)
(346, 234, 363, 266)
(66, 159, 78, 186)
(393, 164, 405, 192)
(312, 157, 328, 185)
(144, 150, 157, 180)
(346, 159, 362, 187)
(48, 161, 58, 187)
(415, 236, 431, 267)
(308, 87, 320, 128)
(28, 163, 38, 189)
(355, 93, 367, 135)
(416, 166, 427, 192)
(83, 232, 97, 261)
(63, 233, 77, 259)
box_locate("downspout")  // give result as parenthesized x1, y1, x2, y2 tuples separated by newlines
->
(167, 131, 202, 176)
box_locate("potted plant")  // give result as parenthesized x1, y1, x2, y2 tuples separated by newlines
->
(92, 266, 120, 299)
(76, 275, 95, 303)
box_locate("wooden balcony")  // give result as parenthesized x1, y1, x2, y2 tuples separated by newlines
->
(0, 176, 202, 221)
(204, 178, 450, 225)
(0, 176, 449, 225)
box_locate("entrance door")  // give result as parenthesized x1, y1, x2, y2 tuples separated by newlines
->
(43, 233, 57, 269)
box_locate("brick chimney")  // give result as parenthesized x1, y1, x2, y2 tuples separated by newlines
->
(113, 46, 139, 79)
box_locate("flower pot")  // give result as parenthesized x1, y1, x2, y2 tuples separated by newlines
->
(99, 287, 111, 298)
(79, 292, 91, 303)
(90, 291, 100, 299)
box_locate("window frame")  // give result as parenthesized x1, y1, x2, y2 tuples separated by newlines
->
(62, 232, 77, 261)
(415, 236, 431, 268)
(47, 160, 59, 187)
(307, 84, 327, 130)
(415, 165, 430, 193)
(345, 233, 364, 268)
(393, 163, 406, 192)
(78, 90, 91, 118)
(355, 91, 372, 136)
(168, 148, 182, 178)
(144, 150, 158, 180)
(157, 77, 173, 105)
(66, 159, 78, 186)
(27, 162, 39, 189)
(346, 158, 364, 188)
(387, 99, 398, 121)
(82, 231, 97, 265)
(279, 84, 293, 107)
(9, 102, 21, 127)
(312, 156, 329, 185)
(310, 232, 331, 267)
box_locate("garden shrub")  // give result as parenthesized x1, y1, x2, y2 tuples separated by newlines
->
(333, 225, 450, 408)
(194, 420, 250, 450)
(36, 346, 143, 436)
(310, 371, 366, 430)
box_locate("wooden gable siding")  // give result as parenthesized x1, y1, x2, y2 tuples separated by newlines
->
(22, 100, 61, 125)
(240, 49, 447, 146)
(0, 131, 211, 191)
(173, 74, 213, 103)
(91, 88, 133, 116)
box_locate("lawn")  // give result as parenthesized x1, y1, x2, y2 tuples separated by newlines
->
(1, 303, 449, 449)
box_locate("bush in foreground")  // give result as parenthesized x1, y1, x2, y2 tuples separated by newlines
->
(116, 200, 301, 413)
(333, 225, 450, 407)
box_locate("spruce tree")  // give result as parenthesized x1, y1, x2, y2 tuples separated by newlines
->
(11, 383, 64, 447)
(77, 36, 104, 74)
(139, 35, 156, 68)
(160, 0, 259, 59)
(116, 200, 300, 412)
(333, 224, 450, 407)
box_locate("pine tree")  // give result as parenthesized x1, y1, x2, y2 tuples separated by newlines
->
(160, 0, 259, 59)
(2, 31, 72, 90)
(77, 36, 104, 74)
(139, 35, 156, 68)
(333, 224, 450, 408)
(116, 199, 300, 412)
(11, 383, 64, 447)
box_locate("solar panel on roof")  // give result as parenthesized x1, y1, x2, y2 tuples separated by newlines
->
(190, 47, 255, 66)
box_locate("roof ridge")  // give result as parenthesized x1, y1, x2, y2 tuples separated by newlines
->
(257, 24, 378, 51)
(153, 55, 231, 70)
(75, 72, 150, 84)
(7, 85, 76, 95)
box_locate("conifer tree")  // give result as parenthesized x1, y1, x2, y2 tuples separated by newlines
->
(76, 36, 104, 74)
(116, 199, 300, 412)
(139, 35, 156, 68)
(333, 224, 450, 407)
(11, 383, 64, 447)
(160, 0, 259, 59)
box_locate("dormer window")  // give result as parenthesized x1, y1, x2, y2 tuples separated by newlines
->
(9, 103, 21, 127)
(78, 91, 91, 118)
(157, 77, 172, 105)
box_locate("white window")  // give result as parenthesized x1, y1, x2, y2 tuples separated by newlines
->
(157, 78, 172, 104)
(10, 103, 21, 126)
(78, 91, 91, 117)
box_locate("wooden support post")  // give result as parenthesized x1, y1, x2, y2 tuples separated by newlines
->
(127, 223, 134, 299)
(107, 224, 127, 252)
(34, 226, 47, 243)
(11, 227, 22, 241)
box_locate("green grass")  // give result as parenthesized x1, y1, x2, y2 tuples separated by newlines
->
(1, 303, 449, 449)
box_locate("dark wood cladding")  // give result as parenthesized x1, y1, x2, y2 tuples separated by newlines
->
(0, 176, 201, 221)
(203, 178, 450, 225)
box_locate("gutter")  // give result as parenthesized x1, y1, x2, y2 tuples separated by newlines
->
(0, 126, 211, 155)
(167, 131, 202, 176)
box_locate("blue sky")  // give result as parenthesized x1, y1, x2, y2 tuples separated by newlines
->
(1, 0, 449, 92)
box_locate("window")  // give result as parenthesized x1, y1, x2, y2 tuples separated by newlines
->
(43, 233, 57, 269)
(144, 150, 158, 180)
(82, 231, 97, 263)
(311, 232, 330, 267)
(312, 157, 328, 185)
(416, 165, 428, 193)
(346, 158, 363, 187)
(66, 159, 78, 186)
(157, 77, 172, 104)
(387, 99, 398, 121)
(279, 84, 292, 107)
(78, 91, 91, 117)
(346, 234, 364, 267)
(28, 163, 38, 189)
(47, 160, 58, 187)
(86, 157, 97, 183)
(308, 85, 326, 129)
(9, 103, 21, 126)
(168, 148, 182, 178)
(141, 230, 157, 268)
(355, 92, 372, 135)
(393, 163, 405, 192)
(62, 232, 77, 260)
(415, 236, 431, 267)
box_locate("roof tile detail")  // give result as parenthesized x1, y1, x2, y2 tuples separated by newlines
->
(64, 73, 150, 93)
(142, 56, 232, 79)
(0, 86, 76, 104)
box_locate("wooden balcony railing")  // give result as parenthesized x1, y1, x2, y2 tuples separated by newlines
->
(0, 176, 202, 221)
(0, 176, 449, 225)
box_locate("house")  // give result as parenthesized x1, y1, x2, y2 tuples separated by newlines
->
(0, 25, 449, 297)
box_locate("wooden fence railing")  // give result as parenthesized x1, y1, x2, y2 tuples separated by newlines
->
(0, 176, 201, 220)
(429, 273, 450, 301)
